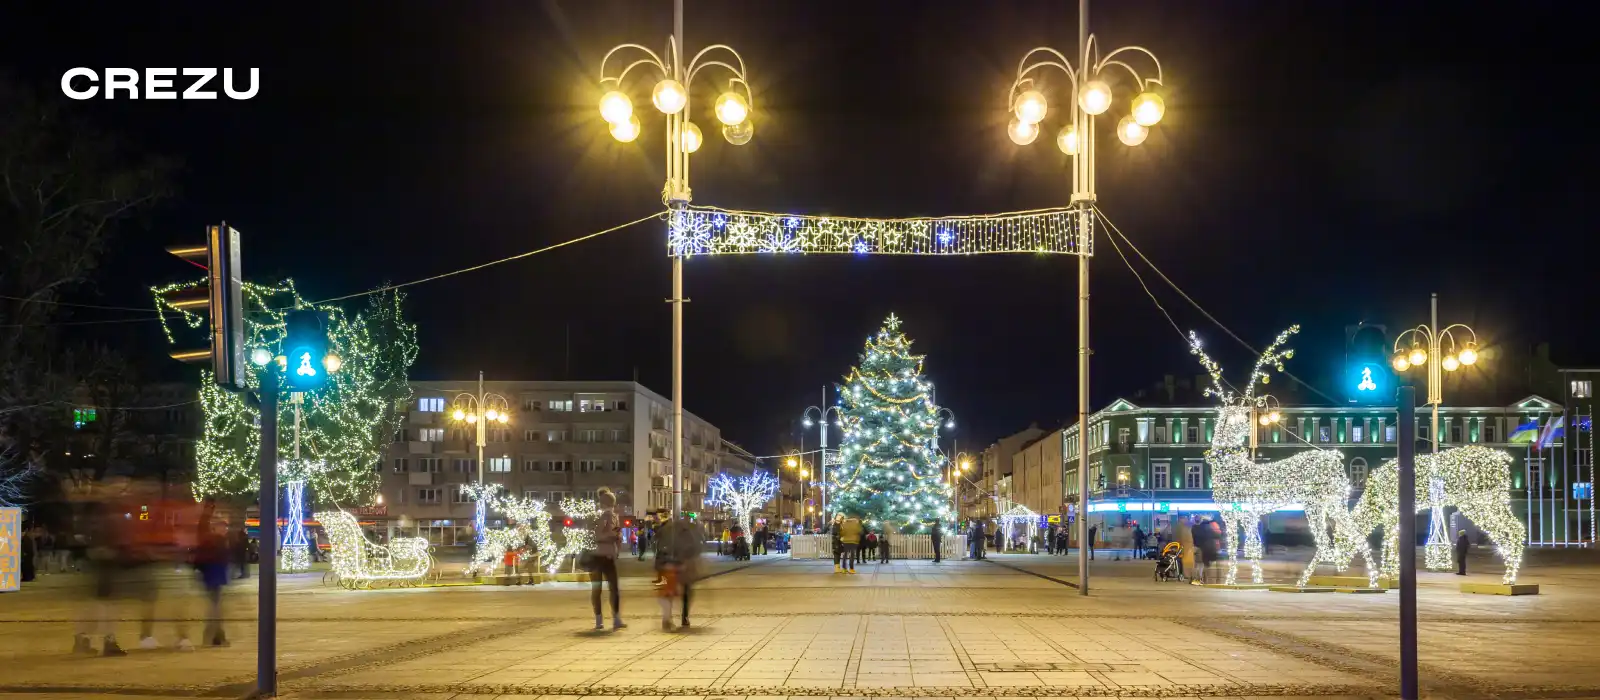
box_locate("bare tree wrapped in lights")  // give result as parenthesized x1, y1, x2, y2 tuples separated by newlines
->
(462, 490, 558, 577)
(1191, 325, 1377, 587)
(706, 469, 778, 539)
(1350, 445, 1525, 584)
(831, 314, 953, 533)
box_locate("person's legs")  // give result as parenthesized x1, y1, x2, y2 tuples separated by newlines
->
(680, 581, 692, 626)
(833, 543, 842, 572)
(605, 559, 622, 622)
(590, 561, 605, 626)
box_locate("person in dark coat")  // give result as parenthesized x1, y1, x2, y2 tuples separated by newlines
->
(930, 521, 943, 563)
(1454, 529, 1470, 575)
(1133, 525, 1147, 558)
(230, 526, 250, 579)
(1087, 524, 1098, 560)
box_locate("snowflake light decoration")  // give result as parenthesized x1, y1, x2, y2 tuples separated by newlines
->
(666, 206, 1091, 258)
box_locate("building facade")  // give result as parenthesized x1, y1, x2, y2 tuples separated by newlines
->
(378, 380, 733, 547)
(1052, 395, 1588, 549)
(972, 425, 1045, 520)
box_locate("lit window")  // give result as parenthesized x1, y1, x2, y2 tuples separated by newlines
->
(393, 458, 408, 473)
(547, 400, 573, 412)
(488, 457, 511, 473)
(1352, 424, 1364, 443)
(418, 428, 444, 442)
(417, 397, 445, 412)
(1152, 462, 1170, 489)
(1573, 381, 1593, 399)
(1349, 457, 1368, 489)
(1183, 462, 1204, 489)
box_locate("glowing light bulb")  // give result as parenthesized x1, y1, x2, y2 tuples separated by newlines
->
(1260, 415, 1271, 426)
(1442, 355, 1461, 372)
(680, 122, 703, 153)
(599, 90, 632, 125)
(1056, 125, 1078, 155)
(249, 347, 272, 366)
(1131, 91, 1165, 126)
(322, 353, 342, 373)
(651, 79, 686, 114)
(610, 114, 641, 143)
(714, 91, 749, 126)
(1079, 80, 1112, 115)
(452, 409, 466, 421)
(1409, 347, 1428, 366)
(1117, 115, 1149, 146)
(1012, 89, 1048, 125)
(1459, 345, 1478, 365)
(466, 414, 478, 424)
(1007, 117, 1039, 146)
(497, 413, 509, 424)
(1269, 411, 1281, 423)
(722, 119, 753, 145)
(484, 409, 499, 422)
(1393, 354, 1411, 372)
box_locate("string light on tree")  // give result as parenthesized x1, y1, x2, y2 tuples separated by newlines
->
(830, 314, 953, 533)
(706, 469, 778, 538)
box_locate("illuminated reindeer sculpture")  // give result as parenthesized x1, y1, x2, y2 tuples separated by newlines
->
(1191, 325, 1377, 587)
(1349, 446, 1524, 584)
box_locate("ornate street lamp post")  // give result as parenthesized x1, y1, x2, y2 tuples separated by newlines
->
(595, 0, 755, 518)
(448, 371, 510, 546)
(1002, 0, 1167, 595)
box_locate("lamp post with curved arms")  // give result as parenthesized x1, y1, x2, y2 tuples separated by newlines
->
(1002, 0, 1166, 595)
(448, 371, 511, 546)
(1390, 293, 1480, 570)
(948, 452, 974, 522)
(595, 0, 755, 519)
(802, 402, 844, 518)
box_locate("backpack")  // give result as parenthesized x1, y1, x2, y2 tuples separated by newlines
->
(865, 533, 878, 545)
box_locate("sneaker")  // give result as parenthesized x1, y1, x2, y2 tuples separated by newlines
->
(662, 619, 675, 631)
(102, 639, 127, 657)
(834, 565, 842, 573)
(177, 638, 195, 651)
(613, 619, 627, 630)
(72, 635, 94, 656)
(680, 620, 691, 629)
(209, 634, 230, 648)
(139, 637, 160, 650)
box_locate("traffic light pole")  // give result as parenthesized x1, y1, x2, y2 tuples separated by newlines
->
(257, 363, 279, 697)
(1397, 385, 1418, 700)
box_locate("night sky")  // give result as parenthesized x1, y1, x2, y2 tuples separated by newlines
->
(4, 1, 1593, 456)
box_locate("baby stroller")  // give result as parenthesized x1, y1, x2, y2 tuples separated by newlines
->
(1154, 542, 1184, 582)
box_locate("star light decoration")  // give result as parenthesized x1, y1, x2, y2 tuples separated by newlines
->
(1351, 445, 1525, 584)
(829, 314, 954, 533)
(666, 206, 1091, 258)
(1191, 325, 1377, 587)
(706, 469, 779, 538)
(152, 280, 417, 504)
(315, 509, 432, 588)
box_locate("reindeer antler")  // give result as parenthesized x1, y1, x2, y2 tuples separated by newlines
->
(1242, 325, 1300, 404)
(1188, 331, 1234, 405)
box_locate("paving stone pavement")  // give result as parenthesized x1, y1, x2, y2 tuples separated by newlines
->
(2, 553, 1598, 699)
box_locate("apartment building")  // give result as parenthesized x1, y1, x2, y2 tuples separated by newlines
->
(971, 425, 1045, 520)
(378, 380, 733, 546)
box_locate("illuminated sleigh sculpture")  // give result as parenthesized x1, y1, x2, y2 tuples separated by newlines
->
(1350, 446, 1525, 584)
(1192, 326, 1377, 587)
(316, 510, 433, 589)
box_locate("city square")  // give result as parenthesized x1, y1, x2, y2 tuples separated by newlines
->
(4, 549, 1600, 699)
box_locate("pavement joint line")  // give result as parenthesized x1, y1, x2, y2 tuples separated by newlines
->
(845, 611, 871, 687)
(215, 617, 539, 697)
(708, 615, 790, 688)
(978, 558, 1080, 589)
(934, 615, 985, 689)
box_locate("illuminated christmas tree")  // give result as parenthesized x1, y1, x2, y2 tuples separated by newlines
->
(829, 314, 952, 533)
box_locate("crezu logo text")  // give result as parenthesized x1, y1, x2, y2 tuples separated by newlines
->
(61, 68, 258, 100)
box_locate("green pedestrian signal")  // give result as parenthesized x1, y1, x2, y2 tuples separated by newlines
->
(282, 310, 336, 391)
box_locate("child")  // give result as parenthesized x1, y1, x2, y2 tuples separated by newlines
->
(656, 556, 681, 631)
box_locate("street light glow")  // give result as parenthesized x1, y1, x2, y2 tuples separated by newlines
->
(1012, 89, 1048, 125)
(680, 121, 703, 153)
(452, 409, 466, 421)
(651, 79, 687, 114)
(1007, 117, 1039, 146)
(599, 90, 633, 125)
(1117, 115, 1149, 146)
(610, 114, 642, 142)
(484, 409, 499, 421)
(1409, 346, 1428, 366)
(1079, 80, 1112, 115)
(1442, 355, 1461, 372)
(1056, 125, 1078, 155)
(714, 91, 749, 126)
(1131, 91, 1166, 126)
(1459, 345, 1478, 365)
(1393, 354, 1411, 372)
(722, 119, 753, 146)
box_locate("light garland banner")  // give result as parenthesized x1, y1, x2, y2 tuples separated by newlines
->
(316, 510, 431, 589)
(706, 469, 778, 539)
(1191, 326, 1377, 587)
(666, 206, 1091, 258)
(1351, 445, 1525, 584)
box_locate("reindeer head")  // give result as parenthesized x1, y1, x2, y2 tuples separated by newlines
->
(1188, 325, 1300, 453)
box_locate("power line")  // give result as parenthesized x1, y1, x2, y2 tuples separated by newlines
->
(0, 294, 160, 313)
(0, 316, 166, 328)
(306, 210, 666, 305)
(1094, 206, 1343, 406)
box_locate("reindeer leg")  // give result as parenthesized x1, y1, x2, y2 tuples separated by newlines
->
(1456, 497, 1526, 584)
(1223, 512, 1243, 586)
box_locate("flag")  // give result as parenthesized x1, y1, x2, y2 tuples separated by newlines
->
(1539, 416, 1566, 448)
(1509, 420, 1541, 444)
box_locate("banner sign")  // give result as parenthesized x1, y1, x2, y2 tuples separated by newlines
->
(0, 508, 20, 591)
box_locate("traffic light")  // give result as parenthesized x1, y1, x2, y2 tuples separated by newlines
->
(283, 310, 333, 391)
(563, 518, 574, 527)
(163, 224, 245, 390)
(1345, 323, 1391, 404)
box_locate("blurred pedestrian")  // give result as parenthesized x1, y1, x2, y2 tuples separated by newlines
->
(839, 515, 862, 574)
(878, 527, 890, 563)
(1087, 524, 1098, 560)
(590, 487, 625, 630)
(231, 525, 250, 579)
(192, 499, 231, 647)
(831, 514, 845, 573)
(664, 516, 703, 629)
(1454, 529, 1470, 576)
(930, 521, 943, 563)
(20, 522, 38, 583)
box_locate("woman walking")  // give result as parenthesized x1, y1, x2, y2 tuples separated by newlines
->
(590, 488, 625, 630)
(830, 514, 845, 573)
